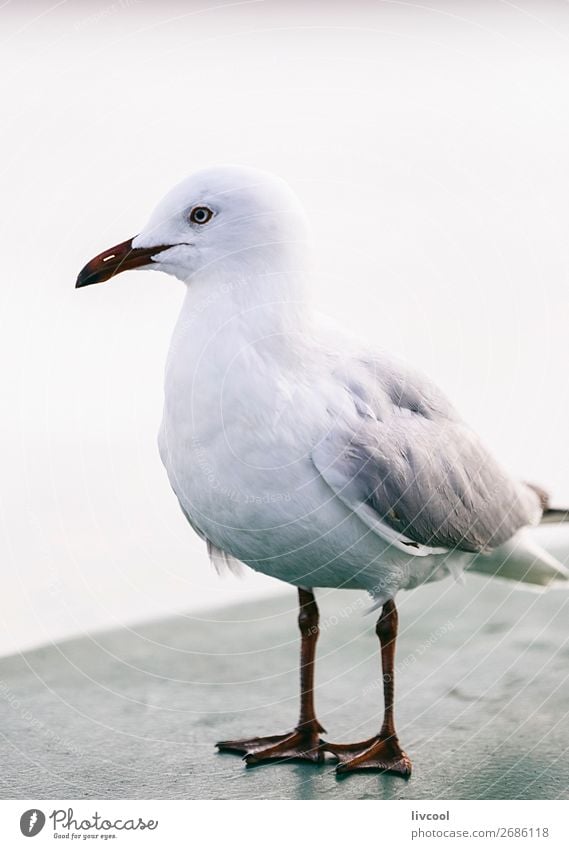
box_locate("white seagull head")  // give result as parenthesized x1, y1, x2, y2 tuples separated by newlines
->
(76, 166, 309, 288)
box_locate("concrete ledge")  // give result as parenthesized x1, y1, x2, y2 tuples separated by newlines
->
(1, 575, 569, 800)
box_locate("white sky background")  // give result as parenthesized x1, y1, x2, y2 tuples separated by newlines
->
(1, 0, 569, 656)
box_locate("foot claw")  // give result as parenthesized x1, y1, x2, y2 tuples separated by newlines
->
(216, 734, 287, 755)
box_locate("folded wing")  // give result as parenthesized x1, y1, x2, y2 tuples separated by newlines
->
(312, 355, 541, 558)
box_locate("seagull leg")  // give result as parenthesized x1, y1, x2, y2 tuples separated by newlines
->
(322, 598, 412, 778)
(216, 587, 326, 766)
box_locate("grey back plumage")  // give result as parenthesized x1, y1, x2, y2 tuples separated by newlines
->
(312, 353, 541, 556)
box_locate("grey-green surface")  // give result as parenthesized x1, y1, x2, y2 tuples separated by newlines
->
(1, 574, 569, 800)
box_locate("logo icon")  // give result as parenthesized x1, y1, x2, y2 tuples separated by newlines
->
(19, 810, 46, 837)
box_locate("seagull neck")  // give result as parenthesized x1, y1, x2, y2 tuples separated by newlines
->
(180, 266, 309, 344)
(165, 268, 311, 431)
(164, 264, 310, 445)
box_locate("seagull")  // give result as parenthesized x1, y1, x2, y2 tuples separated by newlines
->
(77, 165, 569, 777)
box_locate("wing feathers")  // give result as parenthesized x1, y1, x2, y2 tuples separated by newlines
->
(312, 399, 539, 556)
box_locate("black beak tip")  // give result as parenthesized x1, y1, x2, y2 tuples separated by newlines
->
(75, 264, 106, 289)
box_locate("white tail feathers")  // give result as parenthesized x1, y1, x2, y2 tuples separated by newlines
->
(469, 529, 569, 587)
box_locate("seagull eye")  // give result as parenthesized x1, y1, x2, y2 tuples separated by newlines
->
(189, 206, 213, 225)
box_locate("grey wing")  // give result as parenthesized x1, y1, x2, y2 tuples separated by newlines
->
(312, 356, 541, 557)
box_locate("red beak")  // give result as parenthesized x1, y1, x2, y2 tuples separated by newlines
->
(75, 237, 172, 288)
